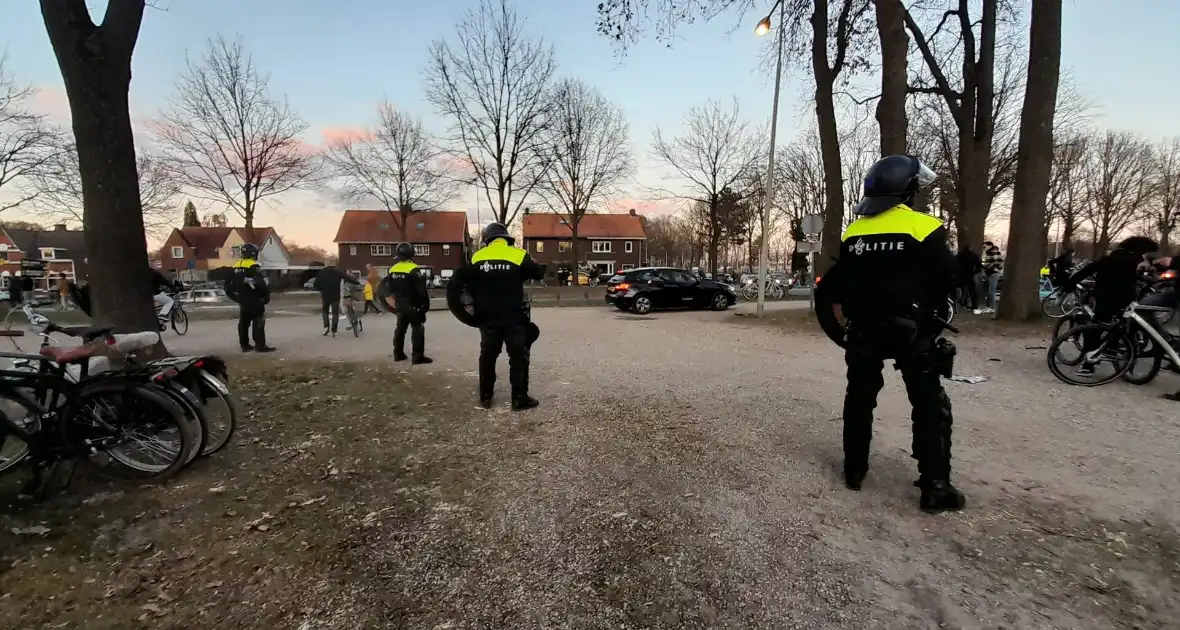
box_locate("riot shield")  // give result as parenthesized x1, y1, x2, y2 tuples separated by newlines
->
(813, 260, 849, 348)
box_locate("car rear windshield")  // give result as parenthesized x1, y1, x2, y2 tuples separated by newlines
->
(608, 274, 627, 283)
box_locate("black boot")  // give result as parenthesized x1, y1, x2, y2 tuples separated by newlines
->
(511, 395, 539, 411)
(393, 353, 408, 362)
(411, 356, 433, 365)
(919, 480, 966, 514)
(256, 346, 277, 353)
(844, 466, 867, 491)
(477, 397, 493, 409)
(241, 344, 254, 352)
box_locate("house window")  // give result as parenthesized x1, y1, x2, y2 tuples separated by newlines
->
(349, 245, 357, 256)
(371, 244, 392, 256)
(622, 264, 635, 270)
(591, 241, 611, 253)
(171, 246, 183, 258)
(559, 241, 571, 253)
(535, 241, 544, 253)
(443, 244, 451, 253)
(40, 248, 55, 260)
(624, 241, 633, 254)
(414, 244, 430, 256)
(231, 245, 242, 259)
(212, 248, 220, 259)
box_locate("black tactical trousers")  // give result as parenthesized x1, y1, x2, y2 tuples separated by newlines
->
(842, 328, 954, 482)
(478, 323, 530, 400)
(238, 304, 267, 349)
(393, 311, 426, 359)
(321, 295, 340, 333)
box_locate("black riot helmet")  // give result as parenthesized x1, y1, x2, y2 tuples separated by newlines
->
(854, 155, 938, 217)
(395, 242, 415, 260)
(240, 243, 260, 260)
(481, 222, 514, 245)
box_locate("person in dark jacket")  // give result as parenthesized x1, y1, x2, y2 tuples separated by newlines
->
(224, 243, 274, 352)
(383, 242, 432, 363)
(1048, 248, 1075, 288)
(955, 245, 982, 310)
(1065, 237, 1158, 375)
(312, 265, 359, 337)
(447, 222, 546, 410)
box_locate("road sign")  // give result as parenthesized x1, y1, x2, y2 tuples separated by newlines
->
(796, 241, 822, 253)
(19, 259, 46, 278)
(801, 213, 824, 235)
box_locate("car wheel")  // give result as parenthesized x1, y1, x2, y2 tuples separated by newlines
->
(632, 295, 653, 315)
(710, 292, 730, 311)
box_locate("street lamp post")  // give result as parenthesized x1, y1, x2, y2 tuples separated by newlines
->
(755, 0, 786, 318)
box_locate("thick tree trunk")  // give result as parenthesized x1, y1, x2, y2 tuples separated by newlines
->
(997, 0, 1063, 320)
(873, 0, 908, 155)
(570, 222, 580, 284)
(40, 0, 158, 336)
(812, 0, 846, 274)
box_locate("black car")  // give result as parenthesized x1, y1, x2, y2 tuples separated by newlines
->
(605, 267, 737, 315)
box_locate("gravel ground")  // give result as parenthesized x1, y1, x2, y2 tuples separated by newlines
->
(10, 301, 1175, 628)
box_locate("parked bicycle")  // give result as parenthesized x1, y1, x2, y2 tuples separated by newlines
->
(1046, 300, 1180, 387)
(0, 331, 197, 499)
(741, 280, 785, 301)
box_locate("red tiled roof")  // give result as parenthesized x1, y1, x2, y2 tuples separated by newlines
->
(522, 213, 647, 239)
(176, 226, 278, 259)
(333, 210, 468, 243)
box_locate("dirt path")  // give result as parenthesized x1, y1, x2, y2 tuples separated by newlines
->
(2, 306, 1176, 628)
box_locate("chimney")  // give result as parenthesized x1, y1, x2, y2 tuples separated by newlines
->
(523, 207, 530, 215)
(628, 208, 637, 216)
(54, 224, 67, 231)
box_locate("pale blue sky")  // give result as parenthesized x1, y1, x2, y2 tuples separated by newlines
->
(0, 0, 1176, 248)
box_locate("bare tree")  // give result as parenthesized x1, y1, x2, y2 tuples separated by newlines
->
(1083, 131, 1155, 253)
(871, 0, 909, 154)
(998, 0, 1062, 321)
(152, 36, 320, 240)
(0, 56, 59, 212)
(425, 0, 555, 228)
(1148, 138, 1180, 250)
(903, 0, 1000, 249)
(1046, 133, 1088, 249)
(26, 140, 180, 237)
(39, 0, 161, 337)
(202, 211, 229, 227)
(650, 99, 763, 277)
(537, 78, 634, 282)
(325, 102, 459, 240)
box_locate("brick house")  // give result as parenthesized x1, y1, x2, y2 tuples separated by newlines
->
(158, 226, 290, 281)
(521, 209, 648, 276)
(0, 224, 88, 290)
(333, 210, 472, 279)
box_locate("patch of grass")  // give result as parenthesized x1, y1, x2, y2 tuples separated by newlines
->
(0, 359, 479, 629)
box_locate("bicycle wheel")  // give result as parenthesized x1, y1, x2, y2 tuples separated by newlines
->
(742, 284, 757, 300)
(1046, 323, 1135, 386)
(148, 381, 207, 466)
(60, 380, 195, 479)
(172, 307, 189, 335)
(0, 393, 39, 475)
(1122, 326, 1164, 386)
(770, 284, 785, 299)
(1041, 290, 1066, 318)
(195, 370, 237, 456)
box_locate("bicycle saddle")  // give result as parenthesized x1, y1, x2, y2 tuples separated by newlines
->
(51, 325, 116, 342)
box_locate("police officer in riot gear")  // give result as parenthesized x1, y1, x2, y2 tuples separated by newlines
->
(224, 243, 275, 353)
(384, 242, 432, 364)
(447, 222, 545, 410)
(815, 154, 964, 514)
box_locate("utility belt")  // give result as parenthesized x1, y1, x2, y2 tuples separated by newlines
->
(847, 311, 955, 378)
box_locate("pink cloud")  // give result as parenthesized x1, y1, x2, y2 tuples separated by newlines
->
(320, 126, 372, 146)
(607, 199, 678, 216)
(28, 85, 71, 121)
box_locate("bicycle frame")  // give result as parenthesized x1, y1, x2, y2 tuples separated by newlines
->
(1125, 305, 1180, 367)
